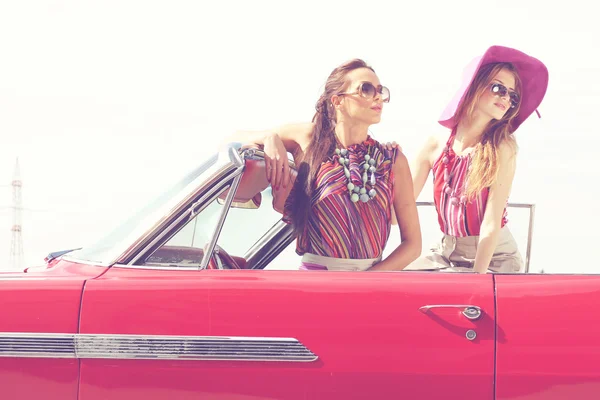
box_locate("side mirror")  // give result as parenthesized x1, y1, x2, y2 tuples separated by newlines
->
(217, 193, 261, 209)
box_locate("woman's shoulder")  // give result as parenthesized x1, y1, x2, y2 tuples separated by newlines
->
(417, 127, 453, 165)
(498, 136, 518, 154)
(497, 137, 518, 167)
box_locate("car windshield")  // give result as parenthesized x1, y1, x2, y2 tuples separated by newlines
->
(68, 153, 221, 265)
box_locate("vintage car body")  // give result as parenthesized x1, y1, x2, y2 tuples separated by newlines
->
(1, 145, 599, 399)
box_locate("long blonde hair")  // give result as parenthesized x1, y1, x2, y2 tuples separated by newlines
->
(453, 63, 522, 199)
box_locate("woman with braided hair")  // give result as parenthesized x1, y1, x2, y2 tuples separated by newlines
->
(233, 59, 421, 271)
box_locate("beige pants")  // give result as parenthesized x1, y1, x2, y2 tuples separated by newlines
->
(406, 226, 523, 273)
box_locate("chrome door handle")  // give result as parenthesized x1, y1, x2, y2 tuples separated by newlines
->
(419, 305, 483, 321)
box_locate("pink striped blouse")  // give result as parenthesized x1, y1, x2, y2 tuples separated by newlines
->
(432, 132, 507, 237)
(283, 137, 398, 259)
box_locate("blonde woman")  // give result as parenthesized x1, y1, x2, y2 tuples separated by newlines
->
(410, 45, 549, 273)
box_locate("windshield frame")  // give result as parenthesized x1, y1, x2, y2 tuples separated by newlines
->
(64, 145, 244, 267)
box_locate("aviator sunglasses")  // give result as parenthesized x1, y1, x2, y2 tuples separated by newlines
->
(338, 82, 391, 103)
(490, 82, 520, 109)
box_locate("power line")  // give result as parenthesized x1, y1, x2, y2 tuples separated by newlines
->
(0, 206, 49, 212)
(8, 158, 23, 271)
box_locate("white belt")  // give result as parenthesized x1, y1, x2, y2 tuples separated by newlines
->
(301, 253, 381, 271)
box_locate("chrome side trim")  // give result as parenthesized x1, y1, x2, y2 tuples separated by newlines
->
(0, 333, 76, 358)
(76, 334, 317, 362)
(0, 333, 317, 362)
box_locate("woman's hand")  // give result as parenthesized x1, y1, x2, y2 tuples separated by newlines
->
(263, 133, 290, 190)
(383, 141, 402, 152)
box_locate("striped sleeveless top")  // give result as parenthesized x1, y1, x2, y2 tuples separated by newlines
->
(432, 132, 507, 237)
(283, 136, 398, 259)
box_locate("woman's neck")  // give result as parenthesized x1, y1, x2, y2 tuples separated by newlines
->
(455, 113, 491, 149)
(334, 121, 369, 148)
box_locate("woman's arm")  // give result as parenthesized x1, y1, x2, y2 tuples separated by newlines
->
(410, 135, 438, 200)
(369, 152, 422, 271)
(228, 123, 312, 152)
(389, 136, 433, 226)
(473, 142, 517, 273)
(226, 122, 313, 189)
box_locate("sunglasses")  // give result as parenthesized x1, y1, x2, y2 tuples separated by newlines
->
(490, 83, 520, 109)
(339, 82, 391, 103)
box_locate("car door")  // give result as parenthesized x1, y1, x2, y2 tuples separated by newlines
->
(495, 274, 600, 400)
(77, 182, 496, 400)
(78, 267, 495, 399)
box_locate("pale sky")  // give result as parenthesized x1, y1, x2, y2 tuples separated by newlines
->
(1, 0, 598, 273)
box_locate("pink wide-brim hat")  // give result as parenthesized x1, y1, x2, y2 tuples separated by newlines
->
(439, 45, 549, 131)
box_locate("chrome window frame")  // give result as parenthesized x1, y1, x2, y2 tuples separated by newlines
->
(118, 146, 245, 266)
(199, 172, 243, 269)
(122, 172, 244, 270)
(113, 148, 294, 271)
(125, 182, 233, 269)
(118, 148, 245, 270)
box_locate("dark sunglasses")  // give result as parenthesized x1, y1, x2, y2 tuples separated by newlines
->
(339, 82, 390, 103)
(490, 83, 520, 109)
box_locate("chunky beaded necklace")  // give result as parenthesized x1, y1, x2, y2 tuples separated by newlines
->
(441, 144, 469, 207)
(335, 147, 379, 203)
